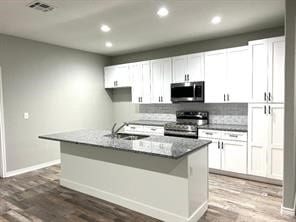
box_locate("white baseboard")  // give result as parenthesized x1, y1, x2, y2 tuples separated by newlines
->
(61, 178, 207, 222)
(5, 159, 60, 178)
(281, 205, 295, 216)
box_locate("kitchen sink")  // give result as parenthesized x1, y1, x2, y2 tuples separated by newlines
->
(104, 133, 149, 140)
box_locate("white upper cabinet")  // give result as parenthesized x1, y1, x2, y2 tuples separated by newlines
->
(226, 46, 251, 103)
(205, 47, 250, 103)
(130, 61, 151, 104)
(249, 36, 285, 103)
(268, 37, 285, 103)
(104, 64, 130, 88)
(205, 49, 227, 103)
(172, 53, 204, 83)
(151, 58, 172, 103)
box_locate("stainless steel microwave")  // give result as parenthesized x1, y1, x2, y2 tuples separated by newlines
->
(171, 81, 204, 103)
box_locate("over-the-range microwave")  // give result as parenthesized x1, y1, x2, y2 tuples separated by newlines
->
(171, 81, 204, 103)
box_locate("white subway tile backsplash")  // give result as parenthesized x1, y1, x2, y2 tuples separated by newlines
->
(138, 103, 248, 125)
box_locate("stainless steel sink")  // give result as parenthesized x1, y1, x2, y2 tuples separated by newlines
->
(104, 133, 149, 140)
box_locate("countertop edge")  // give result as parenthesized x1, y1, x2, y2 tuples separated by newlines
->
(39, 136, 211, 160)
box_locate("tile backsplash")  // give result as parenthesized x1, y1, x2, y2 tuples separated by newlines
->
(138, 103, 248, 125)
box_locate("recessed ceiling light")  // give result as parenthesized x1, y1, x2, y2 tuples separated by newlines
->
(211, 16, 222, 24)
(105, 41, 113, 48)
(157, 7, 169, 17)
(101, 24, 111, 32)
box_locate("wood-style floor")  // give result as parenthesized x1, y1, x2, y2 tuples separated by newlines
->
(0, 165, 295, 222)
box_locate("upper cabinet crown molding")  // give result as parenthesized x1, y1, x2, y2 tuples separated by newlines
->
(172, 52, 205, 83)
(249, 36, 285, 103)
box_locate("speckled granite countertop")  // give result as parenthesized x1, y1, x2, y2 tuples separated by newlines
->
(39, 129, 211, 159)
(128, 120, 169, 127)
(198, 124, 248, 132)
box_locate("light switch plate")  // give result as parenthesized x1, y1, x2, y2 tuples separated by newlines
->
(24, 112, 29, 120)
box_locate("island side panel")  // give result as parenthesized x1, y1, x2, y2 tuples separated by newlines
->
(60, 142, 191, 222)
(188, 145, 208, 221)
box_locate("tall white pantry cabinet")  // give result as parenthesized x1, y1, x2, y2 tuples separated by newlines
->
(248, 36, 285, 180)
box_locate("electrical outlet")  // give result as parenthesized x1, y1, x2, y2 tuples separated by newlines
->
(24, 112, 29, 120)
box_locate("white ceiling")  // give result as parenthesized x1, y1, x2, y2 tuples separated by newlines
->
(0, 0, 284, 56)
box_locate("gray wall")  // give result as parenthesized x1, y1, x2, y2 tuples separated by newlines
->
(111, 27, 284, 65)
(0, 34, 113, 172)
(283, 0, 296, 211)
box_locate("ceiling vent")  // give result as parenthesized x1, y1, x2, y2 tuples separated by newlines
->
(27, 1, 56, 12)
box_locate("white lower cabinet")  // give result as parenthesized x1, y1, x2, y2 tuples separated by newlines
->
(124, 124, 164, 136)
(248, 103, 284, 180)
(199, 129, 247, 174)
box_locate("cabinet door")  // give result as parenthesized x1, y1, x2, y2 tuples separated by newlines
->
(205, 50, 227, 103)
(227, 46, 251, 103)
(248, 104, 268, 177)
(141, 61, 151, 103)
(187, 53, 205, 81)
(268, 37, 285, 103)
(249, 39, 268, 102)
(172, 55, 187, 83)
(116, 64, 130, 87)
(130, 63, 142, 103)
(151, 59, 163, 103)
(162, 58, 172, 103)
(207, 139, 221, 170)
(104, 66, 116, 88)
(221, 140, 247, 174)
(267, 104, 284, 179)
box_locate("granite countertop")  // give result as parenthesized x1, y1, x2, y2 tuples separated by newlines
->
(39, 129, 211, 159)
(198, 124, 248, 132)
(128, 120, 170, 127)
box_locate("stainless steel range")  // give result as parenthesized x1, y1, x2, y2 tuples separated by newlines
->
(164, 111, 209, 138)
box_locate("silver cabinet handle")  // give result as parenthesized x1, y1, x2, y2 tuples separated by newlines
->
(158, 96, 160, 102)
(150, 128, 157, 131)
(264, 92, 267, 101)
(228, 134, 238, 138)
(184, 75, 186, 81)
(268, 92, 272, 102)
(222, 142, 224, 149)
(264, 105, 266, 114)
(218, 141, 220, 149)
(268, 105, 271, 115)
(187, 74, 190, 81)
(224, 94, 226, 102)
(205, 132, 213, 135)
(161, 96, 163, 102)
(227, 94, 230, 101)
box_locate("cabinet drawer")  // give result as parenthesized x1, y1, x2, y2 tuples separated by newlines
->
(221, 131, 247, 142)
(124, 125, 144, 133)
(198, 129, 221, 139)
(143, 126, 164, 136)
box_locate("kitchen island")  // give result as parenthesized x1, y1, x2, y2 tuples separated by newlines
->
(40, 129, 211, 222)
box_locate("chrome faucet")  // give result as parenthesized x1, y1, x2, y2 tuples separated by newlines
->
(111, 122, 129, 138)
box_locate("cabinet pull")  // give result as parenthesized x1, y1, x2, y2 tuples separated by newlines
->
(205, 132, 213, 135)
(131, 127, 136, 129)
(264, 105, 266, 114)
(141, 97, 143, 102)
(158, 96, 160, 102)
(268, 105, 271, 115)
(224, 94, 226, 102)
(264, 92, 267, 101)
(228, 134, 238, 138)
(150, 128, 157, 131)
(161, 96, 163, 102)
(268, 92, 272, 101)
(187, 74, 190, 81)
(218, 141, 220, 149)
(227, 94, 230, 101)
(184, 75, 186, 81)
(221, 142, 224, 149)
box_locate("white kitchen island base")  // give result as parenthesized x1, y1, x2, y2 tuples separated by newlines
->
(60, 142, 208, 222)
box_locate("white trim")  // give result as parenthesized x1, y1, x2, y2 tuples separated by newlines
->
(5, 159, 60, 178)
(0, 67, 7, 178)
(61, 178, 207, 222)
(281, 205, 295, 216)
